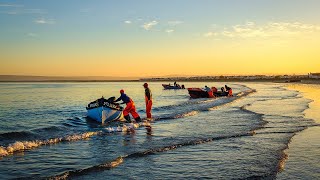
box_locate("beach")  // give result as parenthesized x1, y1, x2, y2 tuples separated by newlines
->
(277, 84, 320, 179)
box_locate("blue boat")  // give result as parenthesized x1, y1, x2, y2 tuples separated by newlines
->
(86, 97, 124, 124)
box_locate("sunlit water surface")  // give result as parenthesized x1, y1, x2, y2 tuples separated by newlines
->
(0, 82, 318, 179)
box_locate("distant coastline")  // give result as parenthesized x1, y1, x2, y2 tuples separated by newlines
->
(142, 74, 320, 84)
(0, 74, 319, 83)
(0, 75, 139, 82)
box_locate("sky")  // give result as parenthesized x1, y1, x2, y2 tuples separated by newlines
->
(0, 0, 320, 77)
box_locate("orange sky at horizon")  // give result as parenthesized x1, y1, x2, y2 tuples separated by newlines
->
(1, 32, 319, 77)
(1, 2, 320, 77)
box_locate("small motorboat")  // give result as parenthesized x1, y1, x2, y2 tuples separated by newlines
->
(86, 97, 124, 124)
(187, 88, 229, 98)
(162, 84, 185, 89)
(187, 88, 214, 98)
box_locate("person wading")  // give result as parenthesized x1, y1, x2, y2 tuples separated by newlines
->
(143, 83, 152, 120)
(115, 89, 141, 123)
(225, 85, 233, 97)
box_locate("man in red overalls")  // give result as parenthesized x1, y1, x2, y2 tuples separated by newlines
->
(115, 89, 141, 123)
(143, 83, 152, 119)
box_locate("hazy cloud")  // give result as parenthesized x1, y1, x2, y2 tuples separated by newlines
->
(142, 20, 158, 30)
(124, 20, 132, 24)
(222, 31, 235, 38)
(0, 4, 23, 7)
(168, 20, 183, 26)
(25, 9, 46, 14)
(0, 4, 46, 15)
(34, 18, 55, 24)
(246, 21, 255, 26)
(203, 32, 218, 37)
(27, 33, 38, 37)
(206, 21, 320, 39)
(166, 29, 174, 33)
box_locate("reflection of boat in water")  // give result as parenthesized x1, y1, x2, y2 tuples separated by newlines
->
(86, 97, 123, 123)
(162, 84, 185, 89)
(187, 88, 228, 98)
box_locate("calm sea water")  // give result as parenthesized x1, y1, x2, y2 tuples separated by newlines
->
(0, 82, 318, 179)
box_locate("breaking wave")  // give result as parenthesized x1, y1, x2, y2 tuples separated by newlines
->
(0, 131, 101, 157)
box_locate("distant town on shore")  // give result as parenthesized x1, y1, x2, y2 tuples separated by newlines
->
(141, 73, 320, 82)
(0, 73, 319, 82)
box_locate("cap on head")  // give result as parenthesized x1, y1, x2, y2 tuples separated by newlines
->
(120, 89, 124, 94)
(143, 83, 148, 88)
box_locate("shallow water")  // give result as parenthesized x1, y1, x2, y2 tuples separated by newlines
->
(0, 82, 317, 179)
(277, 84, 320, 180)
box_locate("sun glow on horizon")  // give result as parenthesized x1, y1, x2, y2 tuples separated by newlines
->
(1, 1, 320, 77)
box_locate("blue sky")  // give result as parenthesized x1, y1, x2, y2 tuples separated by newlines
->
(2, 0, 319, 40)
(1, 0, 320, 76)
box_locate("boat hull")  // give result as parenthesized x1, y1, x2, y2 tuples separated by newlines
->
(87, 106, 123, 123)
(187, 88, 215, 98)
(162, 84, 184, 89)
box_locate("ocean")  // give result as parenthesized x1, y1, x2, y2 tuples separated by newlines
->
(0, 82, 318, 179)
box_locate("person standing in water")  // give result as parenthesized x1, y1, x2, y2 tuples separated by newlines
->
(115, 89, 141, 123)
(143, 83, 152, 119)
(225, 85, 233, 97)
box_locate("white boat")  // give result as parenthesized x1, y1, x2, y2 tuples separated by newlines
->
(86, 97, 123, 124)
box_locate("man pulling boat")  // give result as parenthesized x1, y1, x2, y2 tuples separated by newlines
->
(114, 89, 142, 123)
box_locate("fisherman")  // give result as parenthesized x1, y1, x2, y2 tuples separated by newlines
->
(143, 83, 153, 119)
(115, 89, 141, 123)
(225, 85, 233, 97)
(174, 81, 177, 86)
(211, 86, 218, 93)
(204, 85, 211, 92)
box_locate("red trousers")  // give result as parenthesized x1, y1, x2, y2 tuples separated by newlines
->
(146, 100, 152, 118)
(123, 100, 140, 119)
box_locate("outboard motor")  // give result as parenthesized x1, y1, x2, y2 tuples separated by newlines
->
(107, 96, 116, 103)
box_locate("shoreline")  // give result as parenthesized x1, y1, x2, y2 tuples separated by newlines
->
(277, 84, 320, 179)
(0, 79, 319, 84)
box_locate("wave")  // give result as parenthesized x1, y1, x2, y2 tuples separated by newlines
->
(47, 131, 256, 179)
(240, 104, 265, 118)
(159, 89, 256, 119)
(151, 98, 216, 112)
(0, 131, 38, 140)
(238, 99, 315, 176)
(174, 110, 199, 118)
(0, 126, 69, 147)
(48, 156, 124, 180)
(0, 131, 101, 158)
(0, 122, 154, 157)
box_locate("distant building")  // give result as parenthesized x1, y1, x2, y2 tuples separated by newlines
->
(309, 73, 320, 79)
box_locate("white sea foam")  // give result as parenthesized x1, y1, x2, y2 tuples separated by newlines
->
(105, 123, 140, 133)
(174, 111, 199, 118)
(0, 131, 101, 158)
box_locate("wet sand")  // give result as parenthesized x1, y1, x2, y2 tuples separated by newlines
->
(277, 84, 320, 179)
